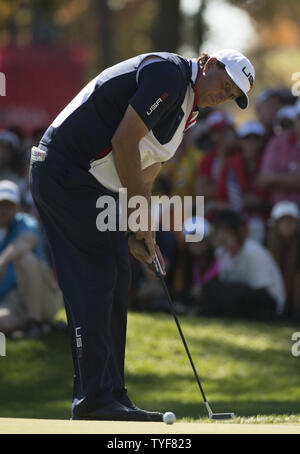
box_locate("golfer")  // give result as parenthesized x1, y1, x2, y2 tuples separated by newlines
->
(30, 49, 255, 421)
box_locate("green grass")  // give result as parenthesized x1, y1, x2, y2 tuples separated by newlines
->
(0, 311, 300, 423)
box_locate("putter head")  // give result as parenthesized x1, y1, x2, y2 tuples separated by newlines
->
(209, 413, 234, 420)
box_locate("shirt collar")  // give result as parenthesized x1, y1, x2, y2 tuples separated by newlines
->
(189, 58, 199, 87)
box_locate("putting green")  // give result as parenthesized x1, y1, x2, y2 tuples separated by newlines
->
(0, 418, 300, 434)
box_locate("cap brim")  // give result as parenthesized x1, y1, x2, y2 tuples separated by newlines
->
(235, 94, 248, 110)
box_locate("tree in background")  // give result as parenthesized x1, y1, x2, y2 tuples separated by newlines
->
(151, 0, 181, 53)
(1, 0, 299, 88)
(228, 0, 300, 90)
(0, 0, 209, 76)
(229, 0, 300, 47)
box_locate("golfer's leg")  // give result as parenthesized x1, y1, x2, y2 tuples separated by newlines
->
(109, 230, 131, 400)
(36, 200, 118, 416)
(30, 156, 118, 416)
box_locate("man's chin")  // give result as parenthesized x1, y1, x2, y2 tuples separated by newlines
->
(198, 99, 219, 108)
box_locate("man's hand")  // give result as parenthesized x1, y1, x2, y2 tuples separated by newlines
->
(256, 172, 278, 188)
(128, 234, 166, 276)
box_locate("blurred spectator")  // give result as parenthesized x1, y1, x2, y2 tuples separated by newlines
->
(155, 127, 203, 200)
(267, 201, 300, 322)
(273, 105, 296, 136)
(8, 127, 27, 150)
(129, 253, 170, 313)
(216, 120, 269, 242)
(195, 110, 240, 213)
(18, 150, 35, 214)
(0, 131, 22, 184)
(0, 180, 63, 339)
(199, 210, 285, 320)
(255, 88, 284, 144)
(258, 99, 300, 206)
(276, 88, 298, 106)
(128, 195, 180, 312)
(192, 119, 215, 153)
(175, 217, 215, 314)
(31, 127, 47, 147)
(151, 128, 204, 294)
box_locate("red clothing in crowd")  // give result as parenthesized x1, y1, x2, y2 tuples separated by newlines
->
(196, 149, 221, 183)
(216, 151, 268, 211)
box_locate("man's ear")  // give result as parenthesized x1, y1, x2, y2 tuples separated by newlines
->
(203, 57, 218, 75)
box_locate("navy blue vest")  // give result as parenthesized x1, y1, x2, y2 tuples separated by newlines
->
(40, 52, 196, 170)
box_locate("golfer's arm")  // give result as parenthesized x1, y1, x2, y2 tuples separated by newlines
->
(142, 162, 162, 200)
(112, 105, 149, 201)
(0, 233, 37, 266)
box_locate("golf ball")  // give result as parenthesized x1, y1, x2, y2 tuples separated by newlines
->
(163, 411, 176, 424)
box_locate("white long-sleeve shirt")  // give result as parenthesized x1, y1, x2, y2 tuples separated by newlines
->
(218, 239, 286, 315)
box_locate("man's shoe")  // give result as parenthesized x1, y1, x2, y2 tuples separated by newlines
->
(127, 406, 163, 422)
(116, 393, 163, 422)
(71, 401, 163, 421)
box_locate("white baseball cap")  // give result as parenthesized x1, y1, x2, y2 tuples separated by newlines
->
(210, 49, 255, 110)
(238, 121, 265, 138)
(255, 88, 278, 107)
(0, 180, 20, 204)
(206, 110, 233, 130)
(276, 105, 296, 122)
(271, 201, 300, 221)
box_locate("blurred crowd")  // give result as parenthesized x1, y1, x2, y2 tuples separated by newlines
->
(0, 127, 64, 339)
(0, 86, 299, 341)
(131, 87, 300, 324)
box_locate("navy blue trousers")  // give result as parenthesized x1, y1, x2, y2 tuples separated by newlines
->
(30, 147, 131, 417)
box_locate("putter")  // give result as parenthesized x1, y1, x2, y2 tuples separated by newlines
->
(144, 241, 234, 421)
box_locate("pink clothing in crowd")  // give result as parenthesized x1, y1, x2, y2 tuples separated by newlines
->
(259, 130, 300, 206)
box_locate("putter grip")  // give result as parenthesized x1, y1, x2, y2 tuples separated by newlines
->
(143, 240, 164, 277)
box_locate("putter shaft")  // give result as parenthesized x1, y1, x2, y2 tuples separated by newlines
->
(144, 242, 234, 420)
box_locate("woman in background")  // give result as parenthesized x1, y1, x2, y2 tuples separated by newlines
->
(267, 201, 300, 321)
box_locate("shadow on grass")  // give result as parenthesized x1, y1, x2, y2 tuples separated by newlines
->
(0, 322, 299, 421)
(124, 371, 300, 418)
(0, 333, 73, 419)
(136, 398, 300, 420)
